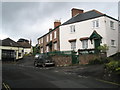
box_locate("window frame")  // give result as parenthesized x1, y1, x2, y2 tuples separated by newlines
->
(54, 42, 57, 50)
(70, 41, 76, 50)
(110, 21, 115, 30)
(111, 40, 115, 46)
(50, 33, 52, 41)
(92, 19, 99, 28)
(82, 40, 88, 49)
(70, 25, 75, 33)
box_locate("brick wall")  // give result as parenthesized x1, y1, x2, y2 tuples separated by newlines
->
(79, 53, 106, 65)
(51, 55, 72, 67)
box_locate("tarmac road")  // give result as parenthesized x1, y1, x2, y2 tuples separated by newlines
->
(2, 56, 120, 89)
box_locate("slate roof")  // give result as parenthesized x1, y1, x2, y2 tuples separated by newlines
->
(1, 38, 22, 47)
(62, 10, 118, 25)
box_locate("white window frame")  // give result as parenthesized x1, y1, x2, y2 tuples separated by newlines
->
(82, 40, 88, 49)
(46, 46, 49, 52)
(46, 35, 48, 42)
(70, 41, 76, 50)
(54, 31, 57, 39)
(41, 47, 43, 53)
(39, 39, 41, 44)
(50, 33, 52, 41)
(70, 25, 75, 33)
(110, 21, 115, 30)
(41, 38, 43, 43)
(92, 20, 99, 28)
(111, 40, 116, 46)
(54, 42, 57, 50)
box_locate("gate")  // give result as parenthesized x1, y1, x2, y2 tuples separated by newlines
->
(71, 52, 79, 64)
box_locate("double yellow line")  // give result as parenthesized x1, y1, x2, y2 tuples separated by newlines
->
(2, 82, 11, 90)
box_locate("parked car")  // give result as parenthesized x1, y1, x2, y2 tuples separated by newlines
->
(34, 54, 55, 67)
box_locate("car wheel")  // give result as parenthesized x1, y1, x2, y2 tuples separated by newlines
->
(34, 61, 38, 67)
(42, 64, 46, 67)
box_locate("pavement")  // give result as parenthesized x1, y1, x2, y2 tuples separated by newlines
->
(2, 56, 120, 89)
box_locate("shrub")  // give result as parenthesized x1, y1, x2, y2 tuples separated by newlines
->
(88, 58, 102, 65)
(88, 57, 110, 65)
(105, 60, 120, 75)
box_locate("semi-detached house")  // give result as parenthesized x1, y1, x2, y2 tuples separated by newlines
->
(38, 8, 120, 57)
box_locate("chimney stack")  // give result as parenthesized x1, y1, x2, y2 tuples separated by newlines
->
(49, 28, 52, 32)
(54, 20, 61, 28)
(71, 8, 84, 17)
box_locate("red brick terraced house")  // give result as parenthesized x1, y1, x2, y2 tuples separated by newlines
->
(37, 20, 61, 53)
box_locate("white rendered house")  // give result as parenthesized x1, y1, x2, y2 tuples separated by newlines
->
(0, 38, 24, 61)
(60, 8, 119, 57)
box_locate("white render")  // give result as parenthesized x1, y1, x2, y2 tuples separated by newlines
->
(60, 16, 119, 57)
(0, 46, 24, 60)
(23, 48, 32, 55)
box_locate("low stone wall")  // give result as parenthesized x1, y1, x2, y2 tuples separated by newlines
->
(51, 55, 72, 67)
(79, 53, 107, 65)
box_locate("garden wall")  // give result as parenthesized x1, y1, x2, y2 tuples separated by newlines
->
(51, 55, 72, 67)
(79, 53, 107, 65)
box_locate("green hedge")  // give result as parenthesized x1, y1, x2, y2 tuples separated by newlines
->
(105, 60, 120, 74)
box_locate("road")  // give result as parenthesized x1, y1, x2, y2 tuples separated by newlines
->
(2, 56, 120, 89)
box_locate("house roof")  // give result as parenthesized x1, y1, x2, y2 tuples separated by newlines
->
(17, 42, 31, 48)
(62, 9, 118, 25)
(1, 38, 22, 47)
(37, 25, 60, 40)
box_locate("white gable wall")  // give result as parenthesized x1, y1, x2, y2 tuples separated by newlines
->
(60, 16, 106, 51)
(60, 16, 119, 57)
(105, 17, 119, 56)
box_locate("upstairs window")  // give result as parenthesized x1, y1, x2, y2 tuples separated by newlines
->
(50, 33, 52, 41)
(110, 21, 115, 30)
(46, 35, 49, 42)
(41, 38, 43, 43)
(70, 25, 75, 33)
(92, 20, 99, 28)
(54, 31, 57, 39)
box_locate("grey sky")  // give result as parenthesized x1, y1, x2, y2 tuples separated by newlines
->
(1, 2, 119, 46)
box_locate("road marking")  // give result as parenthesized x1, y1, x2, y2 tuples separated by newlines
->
(2, 82, 11, 90)
(96, 78, 120, 86)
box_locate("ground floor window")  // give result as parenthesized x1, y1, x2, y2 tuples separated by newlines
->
(111, 40, 115, 46)
(46, 46, 49, 52)
(41, 48, 43, 53)
(54, 42, 57, 50)
(82, 40, 88, 49)
(70, 41, 76, 50)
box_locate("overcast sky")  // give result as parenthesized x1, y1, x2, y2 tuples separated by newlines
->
(1, 1, 119, 46)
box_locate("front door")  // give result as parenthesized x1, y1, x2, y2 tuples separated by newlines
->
(94, 39, 100, 53)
